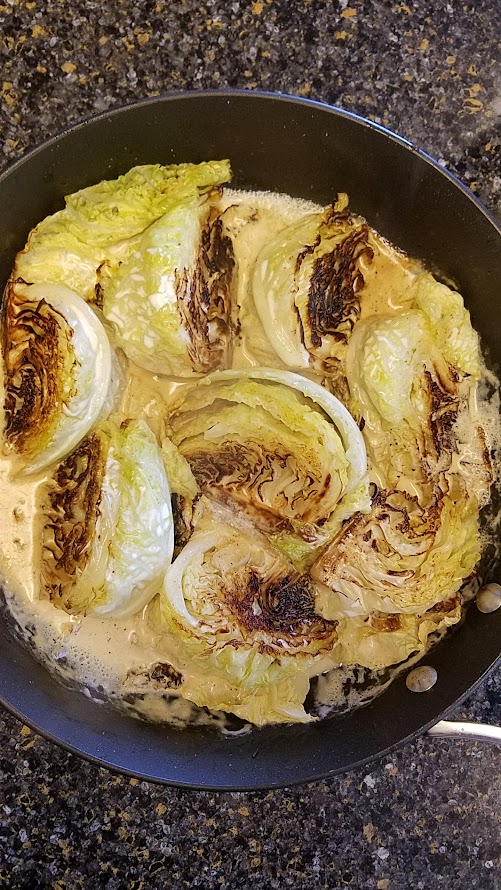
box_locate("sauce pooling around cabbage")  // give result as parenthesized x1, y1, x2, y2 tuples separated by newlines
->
(0, 170, 498, 730)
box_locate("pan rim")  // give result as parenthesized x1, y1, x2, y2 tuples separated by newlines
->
(0, 88, 499, 231)
(0, 652, 499, 791)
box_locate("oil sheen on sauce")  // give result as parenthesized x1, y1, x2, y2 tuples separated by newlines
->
(0, 188, 497, 735)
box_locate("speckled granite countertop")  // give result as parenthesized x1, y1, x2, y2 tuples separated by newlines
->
(0, 1, 500, 887)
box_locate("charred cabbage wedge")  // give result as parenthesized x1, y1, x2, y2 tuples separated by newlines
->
(312, 483, 480, 617)
(1, 280, 112, 474)
(314, 272, 491, 621)
(160, 515, 339, 725)
(14, 161, 235, 377)
(252, 193, 373, 375)
(103, 187, 235, 376)
(14, 162, 231, 300)
(167, 367, 370, 564)
(344, 273, 489, 498)
(41, 419, 174, 619)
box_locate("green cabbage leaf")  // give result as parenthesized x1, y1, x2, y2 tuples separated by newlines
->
(410, 272, 481, 378)
(15, 161, 232, 302)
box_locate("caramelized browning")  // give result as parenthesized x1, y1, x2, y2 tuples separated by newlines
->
(2, 280, 74, 457)
(313, 488, 444, 586)
(41, 431, 108, 612)
(294, 199, 374, 373)
(185, 441, 334, 529)
(223, 568, 338, 655)
(306, 225, 373, 348)
(369, 613, 402, 632)
(420, 365, 460, 474)
(171, 493, 201, 557)
(176, 201, 235, 374)
(429, 594, 461, 613)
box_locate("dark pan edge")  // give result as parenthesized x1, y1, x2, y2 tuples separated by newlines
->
(0, 90, 499, 231)
(1, 607, 500, 790)
(1, 653, 499, 792)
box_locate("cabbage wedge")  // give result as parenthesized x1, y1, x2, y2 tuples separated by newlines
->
(311, 271, 490, 636)
(41, 419, 174, 618)
(103, 192, 235, 376)
(1, 280, 112, 474)
(345, 277, 491, 503)
(312, 484, 480, 617)
(14, 161, 232, 302)
(167, 368, 369, 558)
(252, 193, 373, 374)
(159, 517, 339, 724)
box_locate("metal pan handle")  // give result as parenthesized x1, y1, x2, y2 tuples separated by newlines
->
(427, 720, 501, 745)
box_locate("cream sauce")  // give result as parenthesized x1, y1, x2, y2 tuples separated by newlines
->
(0, 187, 499, 732)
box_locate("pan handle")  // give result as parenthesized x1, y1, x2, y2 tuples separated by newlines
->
(427, 720, 501, 745)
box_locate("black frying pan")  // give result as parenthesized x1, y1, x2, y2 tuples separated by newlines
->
(0, 91, 500, 790)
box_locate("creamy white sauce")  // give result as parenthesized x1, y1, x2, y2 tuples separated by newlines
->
(1, 187, 499, 733)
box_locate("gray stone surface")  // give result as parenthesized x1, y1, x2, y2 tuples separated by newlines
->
(0, 0, 500, 887)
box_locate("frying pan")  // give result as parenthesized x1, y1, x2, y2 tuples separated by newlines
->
(0, 91, 500, 790)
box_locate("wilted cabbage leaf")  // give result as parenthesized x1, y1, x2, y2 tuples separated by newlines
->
(161, 435, 199, 501)
(103, 192, 235, 376)
(14, 161, 232, 302)
(312, 484, 480, 617)
(159, 517, 339, 724)
(41, 419, 174, 618)
(1, 280, 112, 474)
(411, 273, 481, 379)
(252, 193, 373, 374)
(167, 368, 369, 558)
(345, 293, 491, 502)
(333, 595, 462, 670)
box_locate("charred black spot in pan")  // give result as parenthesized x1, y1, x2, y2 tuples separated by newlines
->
(125, 662, 183, 690)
